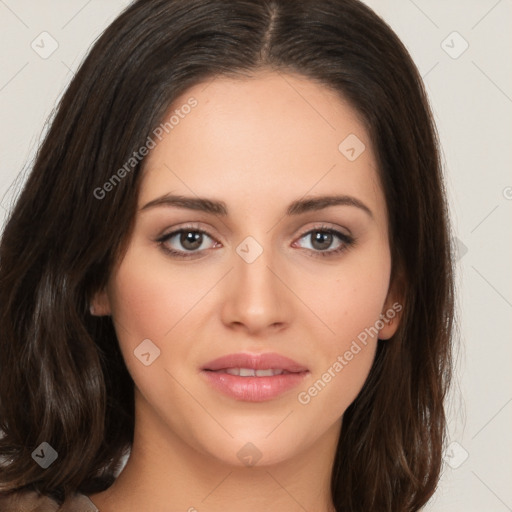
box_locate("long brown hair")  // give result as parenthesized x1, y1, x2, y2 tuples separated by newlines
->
(0, 0, 455, 510)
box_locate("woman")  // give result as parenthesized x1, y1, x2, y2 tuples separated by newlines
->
(0, 0, 455, 510)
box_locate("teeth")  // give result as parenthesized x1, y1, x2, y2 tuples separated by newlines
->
(223, 368, 285, 377)
(255, 369, 274, 377)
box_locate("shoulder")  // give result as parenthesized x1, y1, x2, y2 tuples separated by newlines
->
(0, 490, 99, 512)
(0, 489, 59, 511)
(60, 493, 99, 512)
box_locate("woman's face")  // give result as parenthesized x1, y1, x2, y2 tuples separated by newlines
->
(93, 70, 400, 467)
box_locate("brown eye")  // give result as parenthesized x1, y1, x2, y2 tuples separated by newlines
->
(157, 228, 218, 258)
(294, 227, 355, 258)
(179, 231, 204, 251)
(310, 231, 334, 251)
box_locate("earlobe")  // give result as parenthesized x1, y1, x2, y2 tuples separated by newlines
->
(89, 289, 112, 317)
(378, 298, 404, 340)
(378, 313, 399, 340)
(379, 269, 406, 340)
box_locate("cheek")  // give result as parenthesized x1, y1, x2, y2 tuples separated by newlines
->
(303, 246, 391, 349)
(106, 251, 199, 405)
(296, 340, 377, 435)
(106, 248, 227, 387)
(107, 248, 204, 341)
(295, 286, 382, 430)
(292, 250, 390, 419)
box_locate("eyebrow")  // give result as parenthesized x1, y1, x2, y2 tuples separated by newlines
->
(141, 193, 373, 218)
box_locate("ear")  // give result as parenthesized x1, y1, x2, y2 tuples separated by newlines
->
(89, 287, 112, 316)
(378, 272, 405, 340)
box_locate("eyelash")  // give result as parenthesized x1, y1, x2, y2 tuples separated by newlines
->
(156, 224, 356, 260)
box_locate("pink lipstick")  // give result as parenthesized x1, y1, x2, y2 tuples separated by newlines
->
(201, 352, 309, 402)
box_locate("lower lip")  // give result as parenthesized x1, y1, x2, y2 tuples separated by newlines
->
(201, 370, 309, 402)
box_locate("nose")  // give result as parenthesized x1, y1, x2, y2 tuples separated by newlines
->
(220, 242, 292, 336)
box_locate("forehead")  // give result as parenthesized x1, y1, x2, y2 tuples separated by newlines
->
(139, 70, 385, 221)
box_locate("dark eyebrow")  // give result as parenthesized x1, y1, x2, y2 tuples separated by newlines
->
(141, 195, 228, 215)
(141, 193, 373, 218)
(286, 195, 373, 218)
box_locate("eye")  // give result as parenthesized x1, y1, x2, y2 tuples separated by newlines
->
(156, 224, 355, 260)
(157, 225, 219, 259)
(294, 226, 355, 257)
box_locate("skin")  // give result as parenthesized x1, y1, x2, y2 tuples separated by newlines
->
(89, 69, 402, 512)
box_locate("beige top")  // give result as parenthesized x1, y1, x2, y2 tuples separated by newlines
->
(0, 490, 99, 511)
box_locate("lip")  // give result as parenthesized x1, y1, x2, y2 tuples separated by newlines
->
(201, 352, 309, 402)
(202, 352, 309, 373)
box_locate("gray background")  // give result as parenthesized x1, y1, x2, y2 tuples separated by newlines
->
(0, 1, 511, 510)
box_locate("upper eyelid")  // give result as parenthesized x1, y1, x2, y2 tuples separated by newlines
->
(158, 224, 215, 240)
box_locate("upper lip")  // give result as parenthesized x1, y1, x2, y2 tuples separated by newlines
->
(202, 352, 309, 373)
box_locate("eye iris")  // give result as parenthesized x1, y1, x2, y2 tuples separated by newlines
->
(181, 231, 203, 250)
(312, 231, 333, 250)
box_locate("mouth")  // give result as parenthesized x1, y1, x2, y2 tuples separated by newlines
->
(201, 352, 309, 402)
